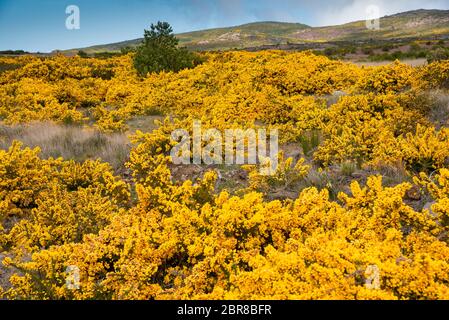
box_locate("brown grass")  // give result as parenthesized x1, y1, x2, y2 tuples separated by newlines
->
(427, 90, 449, 129)
(353, 58, 427, 67)
(0, 122, 131, 172)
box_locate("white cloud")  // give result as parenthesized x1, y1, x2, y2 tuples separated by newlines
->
(176, 0, 449, 29)
(315, 0, 449, 26)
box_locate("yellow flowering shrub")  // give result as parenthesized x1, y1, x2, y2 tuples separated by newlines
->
(355, 61, 414, 94)
(314, 93, 428, 168)
(415, 169, 449, 234)
(0, 51, 359, 129)
(0, 141, 129, 255)
(242, 152, 310, 197)
(418, 60, 449, 89)
(399, 125, 449, 172)
(6, 185, 124, 252)
(1, 52, 449, 300)
(3, 173, 449, 300)
(0, 142, 59, 218)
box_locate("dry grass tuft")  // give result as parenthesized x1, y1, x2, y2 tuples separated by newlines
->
(0, 122, 131, 172)
(427, 90, 449, 129)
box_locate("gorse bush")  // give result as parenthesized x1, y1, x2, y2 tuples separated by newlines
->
(2, 139, 449, 300)
(1, 51, 449, 300)
(0, 51, 446, 134)
(0, 142, 129, 253)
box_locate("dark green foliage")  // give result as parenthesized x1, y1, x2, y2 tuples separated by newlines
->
(0, 50, 29, 55)
(367, 42, 441, 62)
(133, 21, 203, 76)
(362, 47, 374, 55)
(120, 46, 135, 54)
(93, 52, 122, 59)
(77, 50, 88, 58)
(299, 130, 321, 157)
(0, 62, 21, 74)
(427, 48, 449, 63)
(382, 44, 394, 52)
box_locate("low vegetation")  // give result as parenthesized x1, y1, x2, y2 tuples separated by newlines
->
(1, 36, 449, 299)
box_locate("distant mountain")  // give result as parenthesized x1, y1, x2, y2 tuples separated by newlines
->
(63, 9, 449, 54)
(293, 9, 449, 42)
(62, 21, 310, 54)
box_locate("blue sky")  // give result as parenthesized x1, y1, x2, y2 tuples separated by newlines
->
(1, 0, 449, 52)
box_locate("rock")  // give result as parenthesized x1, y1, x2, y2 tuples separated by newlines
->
(268, 190, 298, 201)
(423, 201, 437, 218)
(0, 253, 13, 293)
(405, 185, 421, 201)
(327, 91, 348, 107)
(281, 143, 303, 162)
(332, 90, 347, 97)
(351, 171, 365, 179)
(238, 170, 248, 180)
(285, 150, 302, 162)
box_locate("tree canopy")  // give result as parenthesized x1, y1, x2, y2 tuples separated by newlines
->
(133, 21, 202, 76)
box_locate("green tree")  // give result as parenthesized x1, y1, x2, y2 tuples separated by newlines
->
(133, 21, 202, 76)
(77, 50, 88, 58)
(120, 46, 135, 54)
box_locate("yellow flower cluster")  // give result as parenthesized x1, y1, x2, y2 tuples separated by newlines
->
(0, 51, 365, 130)
(418, 60, 449, 90)
(242, 152, 310, 197)
(0, 141, 130, 252)
(354, 61, 414, 94)
(3, 152, 449, 299)
(1, 52, 449, 300)
(313, 92, 449, 172)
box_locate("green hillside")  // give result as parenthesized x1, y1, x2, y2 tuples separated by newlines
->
(293, 9, 449, 42)
(64, 9, 449, 54)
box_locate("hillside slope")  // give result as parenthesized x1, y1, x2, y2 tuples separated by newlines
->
(65, 9, 449, 53)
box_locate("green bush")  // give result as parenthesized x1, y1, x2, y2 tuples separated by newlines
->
(77, 50, 88, 58)
(427, 48, 449, 63)
(362, 47, 374, 55)
(133, 21, 203, 76)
